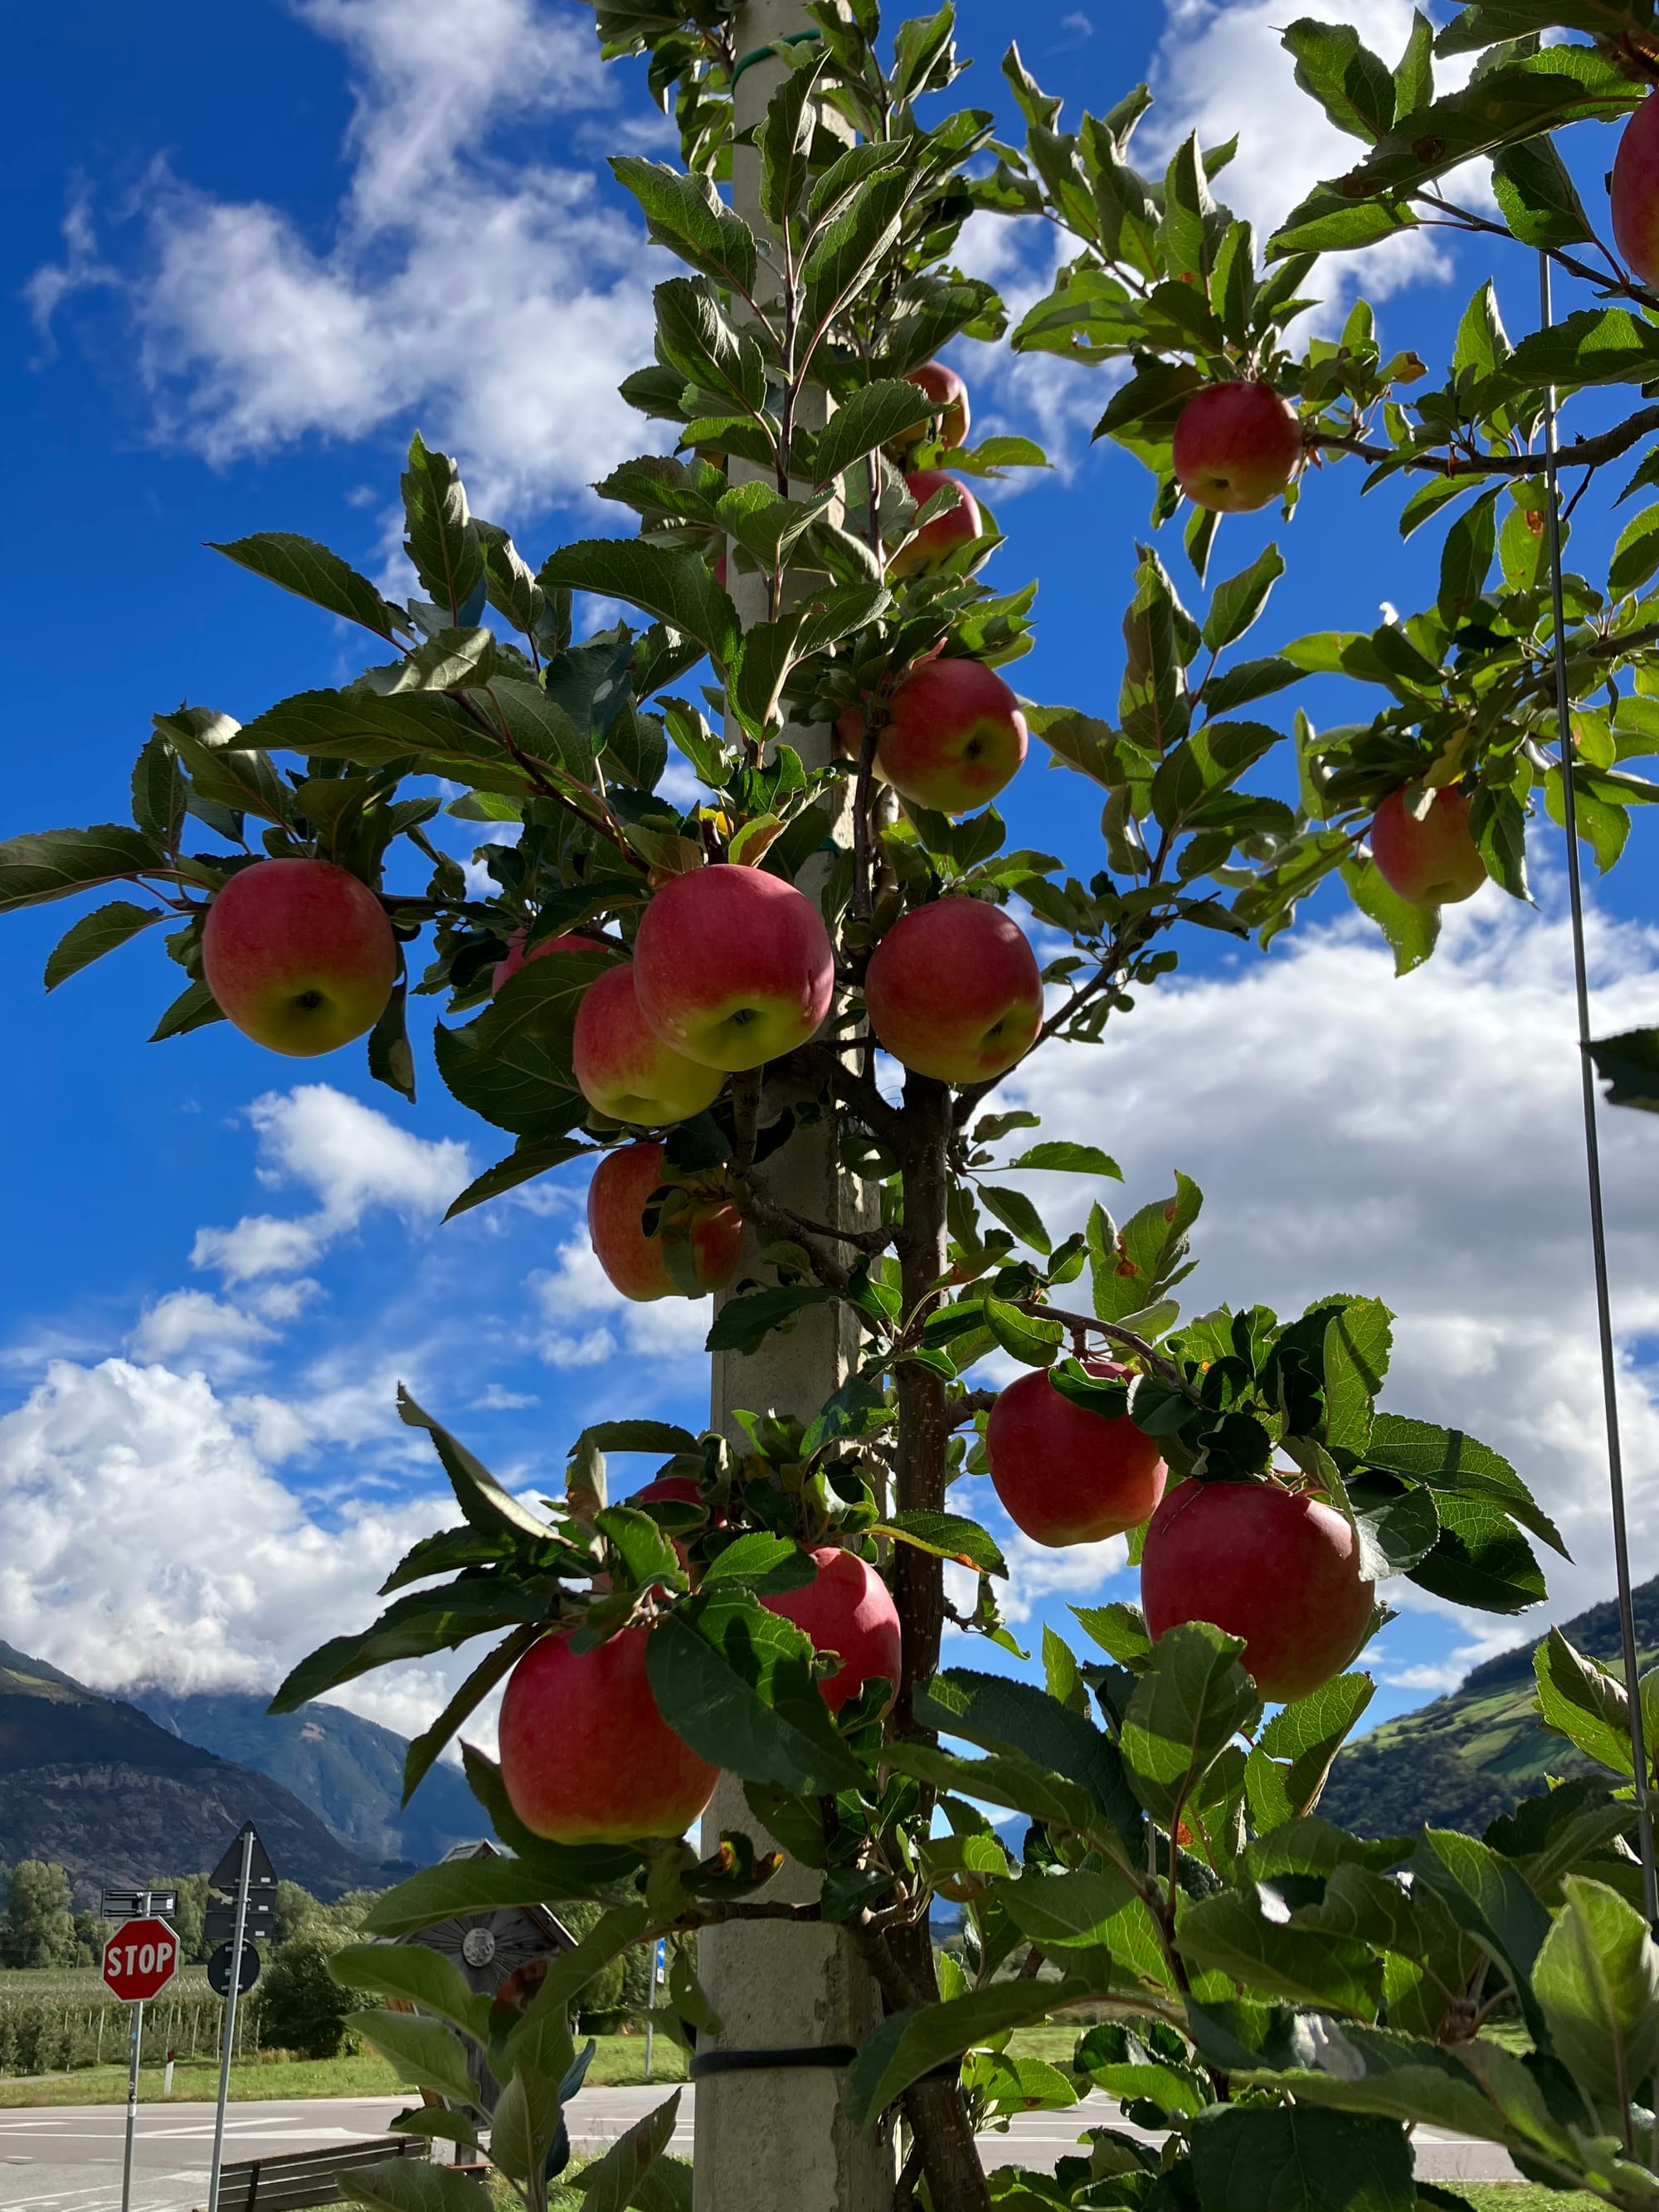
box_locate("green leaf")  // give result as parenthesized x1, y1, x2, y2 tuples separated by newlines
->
(328, 1943, 489, 2042)
(1322, 1296, 1390, 1456)
(1203, 546, 1285, 654)
(698, 1533, 816, 1594)
(1342, 855, 1441, 977)
(1588, 1026, 1659, 1113)
(149, 979, 226, 1042)
(1405, 1495, 1544, 1613)
(398, 1387, 553, 1543)
(1610, 503, 1659, 600)
(1071, 1602, 1152, 1668)
(704, 1285, 834, 1356)
(1189, 2103, 1413, 2212)
(1438, 487, 1500, 625)
(42, 901, 163, 990)
(363, 1850, 635, 1937)
(540, 541, 739, 671)
(1005, 1141, 1121, 1178)
(1178, 1891, 1383, 2015)
(1491, 136, 1593, 249)
(645, 1597, 863, 1794)
(611, 157, 757, 294)
(985, 1298, 1063, 1368)
(0, 824, 168, 914)
(1246, 1674, 1375, 1826)
(1120, 1621, 1261, 1824)
(401, 433, 484, 625)
(444, 1134, 595, 1220)
(979, 1184, 1053, 1256)
(1498, 306, 1659, 396)
(1532, 1874, 1659, 2118)
(877, 1511, 1006, 1578)
(809, 379, 941, 484)
(1000, 1865, 1139, 1950)
(211, 532, 404, 639)
(351, 2010, 480, 2107)
(1282, 21, 1396, 143)
(1410, 1829, 1550, 2032)
(916, 1669, 1142, 1846)
(1270, 189, 1418, 259)
(131, 735, 187, 846)
(1534, 1627, 1637, 1779)
(268, 1582, 546, 1713)
(1362, 1413, 1564, 1554)
(572, 2090, 684, 2212)
(848, 1980, 1089, 2127)
(154, 707, 294, 825)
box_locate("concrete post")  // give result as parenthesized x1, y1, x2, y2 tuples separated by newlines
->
(693, 7, 895, 2207)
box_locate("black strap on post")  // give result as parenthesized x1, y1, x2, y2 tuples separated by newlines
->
(689, 2044, 859, 2078)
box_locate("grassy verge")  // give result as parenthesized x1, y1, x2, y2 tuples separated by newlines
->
(0, 2035, 692, 2108)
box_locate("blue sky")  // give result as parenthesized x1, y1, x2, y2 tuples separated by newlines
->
(4, 0, 1659, 1755)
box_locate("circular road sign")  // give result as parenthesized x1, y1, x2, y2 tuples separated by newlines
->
(102, 1918, 180, 2003)
(207, 1940, 261, 1997)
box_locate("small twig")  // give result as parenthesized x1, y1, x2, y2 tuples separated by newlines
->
(1014, 1300, 1200, 1398)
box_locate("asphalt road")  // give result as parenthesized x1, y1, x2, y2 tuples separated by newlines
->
(0, 2086, 1520, 2209)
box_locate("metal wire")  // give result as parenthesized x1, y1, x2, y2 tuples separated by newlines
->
(1537, 250, 1659, 1923)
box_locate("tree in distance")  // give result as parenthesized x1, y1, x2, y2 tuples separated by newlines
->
(572, 960, 727, 1125)
(864, 897, 1042, 1083)
(202, 858, 397, 1055)
(985, 1364, 1166, 1547)
(1613, 92, 1659, 285)
(1370, 786, 1487, 907)
(499, 1627, 719, 1845)
(1171, 382, 1304, 513)
(761, 1547, 902, 1716)
(586, 1141, 743, 1302)
(896, 359, 970, 451)
(1141, 1480, 1376, 1701)
(887, 469, 981, 578)
(1, 1860, 79, 1970)
(874, 656, 1028, 814)
(632, 863, 834, 1071)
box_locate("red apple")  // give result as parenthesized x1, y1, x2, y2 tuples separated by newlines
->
(1370, 787, 1486, 907)
(985, 1362, 1165, 1547)
(1172, 382, 1303, 514)
(761, 1547, 902, 1715)
(1140, 1480, 1376, 1702)
(864, 900, 1042, 1085)
(202, 858, 397, 1057)
(888, 471, 982, 580)
(499, 1626, 719, 1844)
(633, 864, 834, 1072)
(492, 929, 601, 995)
(586, 1140, 743, 1302)
(876, 657, 1027, 815)
(897, 362, 971, 451)
(1613, 94, 1659, 285)
(572, 961, 727, 1125)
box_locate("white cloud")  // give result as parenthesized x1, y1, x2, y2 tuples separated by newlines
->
(529, 1232, 713, 1368)
(992, 888, 1659, 1636)
(28, 0, 658, 517)
(192, 1085, 469, 1281)
(127, 1291, 275, 1381)
(473, 1383, 539, 1411)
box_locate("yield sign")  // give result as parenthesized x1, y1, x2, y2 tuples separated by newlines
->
(101, 1918, 179, 2002)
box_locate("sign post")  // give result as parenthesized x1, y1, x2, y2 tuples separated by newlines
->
(203, 1824, 275, 2212)
(100, 1906, 180, 2212)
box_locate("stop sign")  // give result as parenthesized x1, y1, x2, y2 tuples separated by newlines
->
(101, 1917, 179, 2002)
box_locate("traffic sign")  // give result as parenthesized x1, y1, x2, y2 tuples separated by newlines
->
(202, 1824, 277, 1947)
(102, 1918, 179, 2003)
(207, 1940, 260, 1996)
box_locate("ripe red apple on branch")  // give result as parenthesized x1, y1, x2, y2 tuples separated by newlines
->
(499, 1626, 719, 1844)
(864, 898, 1042, 1084)
(1613, 93, 1659, 285)
(1140, 1478, 1376, 1702)
(1172, 382, 1304, 514)
(887, 470, 982, 580)
(874, 657, 1028, 815)
(895, 360, 971, 452)
(586, 1141, 743, 1303)
(1369, 787, 1486, 908)
(572, 962, 726, 1125)
(761, 1546, 902, 1715)
(201, 858, 397, 1057)
(633, 863, 834, 1071)
(985, 1363, 1166, 1546)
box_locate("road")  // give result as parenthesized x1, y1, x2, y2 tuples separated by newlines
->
(0, 2086, 1520, 2209)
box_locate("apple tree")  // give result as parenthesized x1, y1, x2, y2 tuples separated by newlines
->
(6, 2, 1659, 2209)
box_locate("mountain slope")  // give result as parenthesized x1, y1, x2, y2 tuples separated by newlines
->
(131, 1687, 483, 1868)
(1320, 1577, 1659, 1836)
(0, 1643, 376, 1908)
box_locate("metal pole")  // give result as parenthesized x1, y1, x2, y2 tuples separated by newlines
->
(1538, 250, 1659, 1921)
(205, 1829, 254, 2212)
(645, 1939, 659, 2084)
(119, 1996, 144, 2212)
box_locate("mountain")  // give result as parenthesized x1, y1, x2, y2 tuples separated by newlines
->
(0, 1643, 376, 1909)
(131, 1687, 484, 1869)
(1320, 1576, 1659, 1837)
